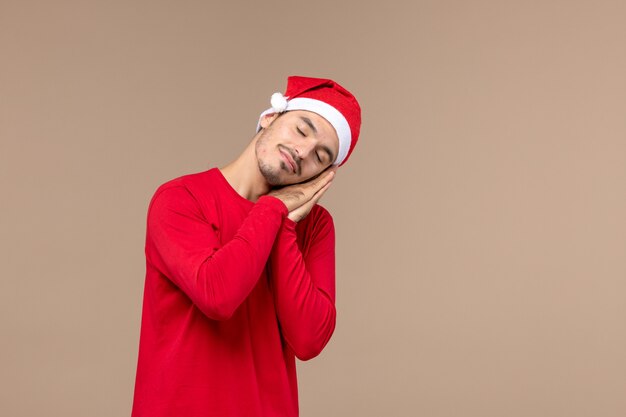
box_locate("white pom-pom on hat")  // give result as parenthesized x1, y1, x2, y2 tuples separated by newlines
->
(270, 92, 288, 113)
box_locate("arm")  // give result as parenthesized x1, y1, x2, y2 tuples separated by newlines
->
(146, 185, 288, 321)
(268, 207, 336, 361)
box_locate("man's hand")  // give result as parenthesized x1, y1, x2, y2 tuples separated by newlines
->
(268, 167, 337, 223)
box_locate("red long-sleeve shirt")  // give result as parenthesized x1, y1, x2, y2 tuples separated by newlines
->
(131, 167, 336, 417)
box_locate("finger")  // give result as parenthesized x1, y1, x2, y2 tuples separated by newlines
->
(296, 177, 333, 208)
(289, 180, 332, 222)
(307, 169, 335, 192)
(309, 178, 334, 204)
(288, 169, 336, 204)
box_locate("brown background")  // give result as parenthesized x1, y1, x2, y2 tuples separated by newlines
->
(1, 1, 625, 416)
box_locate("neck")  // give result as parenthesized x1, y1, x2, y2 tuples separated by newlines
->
(219, 135, 272, 202)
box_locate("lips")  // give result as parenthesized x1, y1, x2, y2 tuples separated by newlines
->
(279, 148, 297, 173)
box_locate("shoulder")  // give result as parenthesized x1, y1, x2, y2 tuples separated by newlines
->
(298, 203, 335, 236)
(309, 203, 333, 225)
(151, 167, 218, 197)
(293, 204, 335, 253)
(147, 168, 220, 219)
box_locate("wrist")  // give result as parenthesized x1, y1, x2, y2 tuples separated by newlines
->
(284, 215, 299, 228)
(258, 195, 289, 217)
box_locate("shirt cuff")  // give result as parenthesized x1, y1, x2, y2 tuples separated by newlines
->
(257, 195, 289, 217)
(283, 217, 298, 231)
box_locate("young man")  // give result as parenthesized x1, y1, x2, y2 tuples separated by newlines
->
(131, 76, 361, 417)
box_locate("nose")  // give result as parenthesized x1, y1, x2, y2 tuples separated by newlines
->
(294, 140, 316, 160)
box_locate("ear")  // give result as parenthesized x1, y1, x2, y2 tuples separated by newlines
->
(259, 112, 280, 129)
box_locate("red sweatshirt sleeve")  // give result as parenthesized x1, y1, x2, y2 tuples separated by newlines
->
(269, 207, 337, 361)
(146, 185, 288, 321)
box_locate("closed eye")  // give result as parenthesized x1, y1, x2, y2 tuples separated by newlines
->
(296, 127, 305, 136)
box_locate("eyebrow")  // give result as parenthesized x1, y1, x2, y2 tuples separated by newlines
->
(300, 116, 318, 134)
(299, 116, 335, 163)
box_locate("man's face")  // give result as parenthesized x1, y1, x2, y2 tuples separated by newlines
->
(255, 110, 340, 186)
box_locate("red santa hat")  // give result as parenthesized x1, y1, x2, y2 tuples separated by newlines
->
(256, 75, 362, 166)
